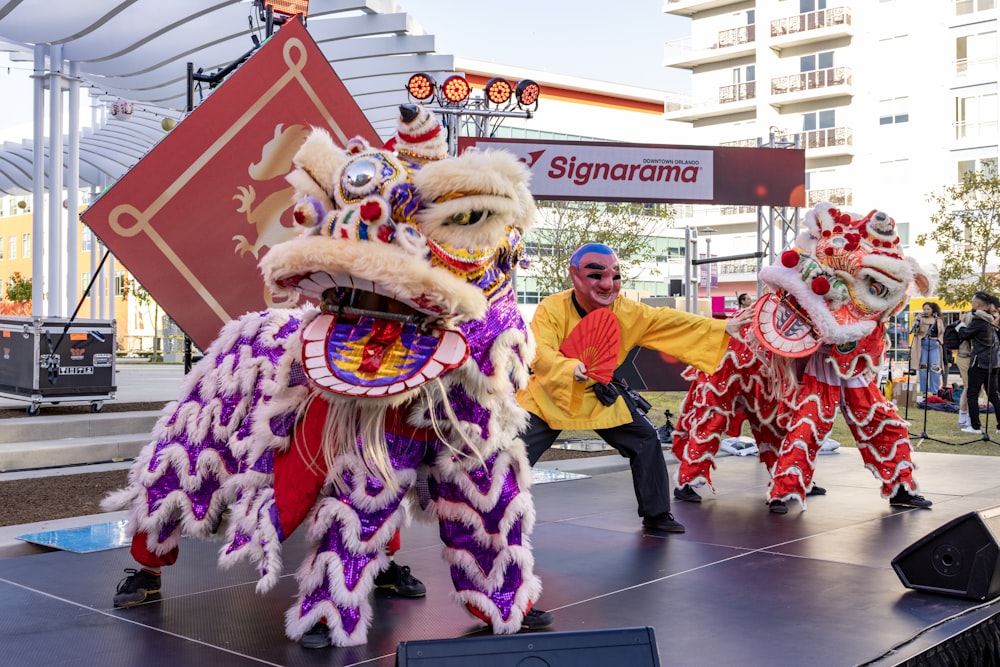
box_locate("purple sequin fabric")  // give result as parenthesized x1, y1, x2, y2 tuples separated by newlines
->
(140, 312, 303, 544)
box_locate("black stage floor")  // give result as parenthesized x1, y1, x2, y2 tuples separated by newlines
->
(4, 447, 1000, 666)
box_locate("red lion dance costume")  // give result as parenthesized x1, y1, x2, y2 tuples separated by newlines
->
(672, 202, 933, 512)
(104, 105, 549, 647)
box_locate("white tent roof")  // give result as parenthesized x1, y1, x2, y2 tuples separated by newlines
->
(0, 0, 456, 195)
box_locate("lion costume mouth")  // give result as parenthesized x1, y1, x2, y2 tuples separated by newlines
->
(273, 269, 471, 397)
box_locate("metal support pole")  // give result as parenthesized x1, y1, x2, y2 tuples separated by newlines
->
(31, 45, 46, 317)
(66, 60, 80, 316)
(47, 44, 64, 317)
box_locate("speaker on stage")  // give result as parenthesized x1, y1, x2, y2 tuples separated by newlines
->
(892, 506, 1000, 601)
(396, 626, 660, 666)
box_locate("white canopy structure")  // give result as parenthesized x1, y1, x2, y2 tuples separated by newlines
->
(0, 0, 456, 196)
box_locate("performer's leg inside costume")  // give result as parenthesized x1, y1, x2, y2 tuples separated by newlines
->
(430, 447, 541, 636)
(769, 357, 840, 506)
(840, 377, 919, 498)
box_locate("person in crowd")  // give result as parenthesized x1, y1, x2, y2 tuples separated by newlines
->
(516, 242, 747, 534)
(957, 292, 1000, 435)
(910, 301, 945, 397)
(737, 292, 754, 309)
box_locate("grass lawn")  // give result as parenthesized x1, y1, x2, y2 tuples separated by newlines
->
(558, 391, 1000, 457)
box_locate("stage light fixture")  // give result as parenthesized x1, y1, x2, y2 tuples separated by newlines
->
(407, 73, 437, 102)
(484, 78, 513, 106)
(515, 79, 541, 108)
(264, 0, 309, 19)
(440, 75, 472, 105)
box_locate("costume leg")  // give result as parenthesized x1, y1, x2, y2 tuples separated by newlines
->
(521, 412, 561, 466)
(283, 454, 413, 647)
(769, 357, 839, 507)
(840, 377, 919, 498)
(596, 408, 671, 518)
(430, 446, 541, 635)
(130, 532, 178, 568)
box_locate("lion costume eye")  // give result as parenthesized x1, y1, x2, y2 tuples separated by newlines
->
(446, 210, 488, 226)
(867, 279, 888, 298)
(343, 158, 378, 191)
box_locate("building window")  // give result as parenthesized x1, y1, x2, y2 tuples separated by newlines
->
(956, 31, 998, 78)
(82, 272, 91, 289)
(957, 0, 996, 16)
(800, 0, 827, 12)
(115, 271, 125, 297)
(21, 234, 29, 258)
(803, 109, 836, 131)
(955, 92, 999, 140)
(879, 97, 909, 125)
(958, 157, 998, 180)
(82, 227, 92, 252)
(9, 236, 15, 260)
(800, 51, 834, 72)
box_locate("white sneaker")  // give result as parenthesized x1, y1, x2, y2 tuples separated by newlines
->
(961, 426, 983, 434)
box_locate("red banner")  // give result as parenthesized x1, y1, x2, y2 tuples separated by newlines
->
(82, 20, 379, 350)
(458, 137, 805, 207)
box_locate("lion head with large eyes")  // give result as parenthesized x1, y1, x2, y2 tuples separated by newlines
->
(257, 104, 536, 401)
(752, 202, 932, 358)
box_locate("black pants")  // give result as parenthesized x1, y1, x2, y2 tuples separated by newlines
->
(966, 366, 1000, 430)
(522, 408, 672, 520)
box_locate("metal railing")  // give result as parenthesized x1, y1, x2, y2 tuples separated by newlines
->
(775, 127, 853, 150)
(807, 188, 853, 207)
(771, 6, 851, 37)
(771, 67, 852, 95)
(720, 80, 756, 103)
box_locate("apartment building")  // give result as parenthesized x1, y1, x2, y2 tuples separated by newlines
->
(662, 0, 997, 299)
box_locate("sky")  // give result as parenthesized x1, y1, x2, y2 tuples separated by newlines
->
(399, 0, 691, 92)
(0, 1, 690, 137)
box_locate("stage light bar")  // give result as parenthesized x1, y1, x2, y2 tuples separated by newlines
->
(407, 73, 436, 102)
(440, 75, 472, 105)
(516, 79, 541, 108)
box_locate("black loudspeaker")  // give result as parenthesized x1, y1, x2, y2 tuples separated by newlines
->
(396, 626, 660, 666)
(892, 506, 1000, 601)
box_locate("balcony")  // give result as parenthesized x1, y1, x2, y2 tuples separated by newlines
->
(770, 67, 853, 106)
(807, 187, 852, 208)
(770, 6, 854, 50)
(955, 56, 999, 84)
(954, 119, 999, 143)
(663, 0, 747, 18)
(664, 81, 757, 121)
(664, 24, 756, 68)
(775, 126, 854, 157)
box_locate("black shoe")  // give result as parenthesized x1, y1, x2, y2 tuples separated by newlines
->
(521, 608, 554, 631)
(113, 568, 161, 608)
(374, 561, 426, 598)
(768, 499, 788, 514)
(674, 485, 702, 503)
(889, 488, 933, 509)
(300, 622, 331, 649)
(642, 513, 686, 533)
(807, 485, 827, 496)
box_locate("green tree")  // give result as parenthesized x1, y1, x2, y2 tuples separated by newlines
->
(526, 201, 674, 296)
(6, 272, 31, 302)
(919, 169, 1000, 305)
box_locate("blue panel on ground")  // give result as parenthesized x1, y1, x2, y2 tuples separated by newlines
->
(17, 520, 130, 553)
(532, 468, 590, 484)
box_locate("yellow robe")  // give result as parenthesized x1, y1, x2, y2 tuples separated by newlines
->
(517, 290, 730, 431)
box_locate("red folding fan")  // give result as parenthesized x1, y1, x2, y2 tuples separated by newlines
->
(560, 308, 621, 384)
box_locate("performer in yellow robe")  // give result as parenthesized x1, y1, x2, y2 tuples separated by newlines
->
(517, 243, 745, 533)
